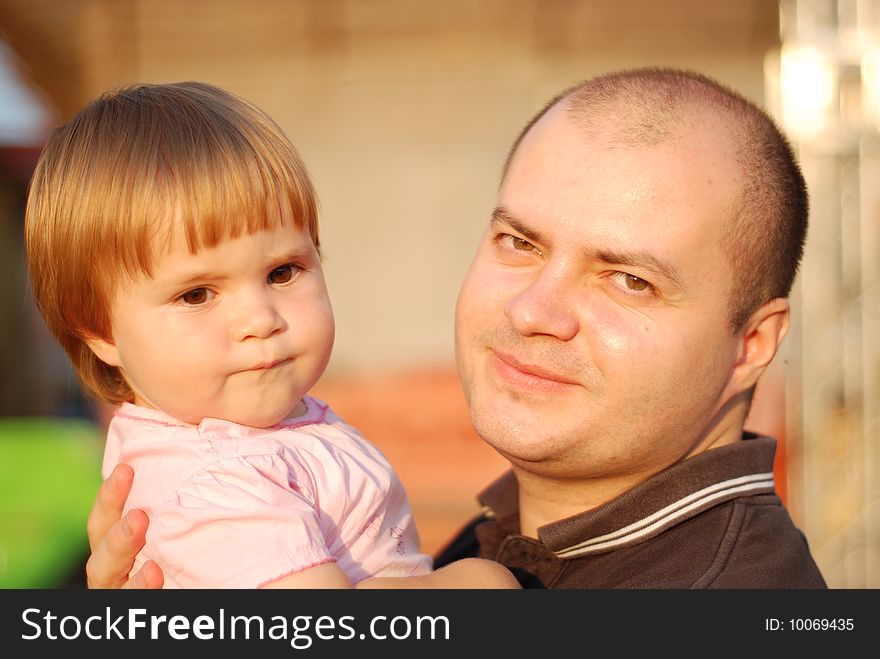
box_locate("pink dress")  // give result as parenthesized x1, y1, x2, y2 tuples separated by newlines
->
(101, 396, 433, 588)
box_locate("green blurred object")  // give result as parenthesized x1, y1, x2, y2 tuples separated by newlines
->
(0, 417, 103, 588)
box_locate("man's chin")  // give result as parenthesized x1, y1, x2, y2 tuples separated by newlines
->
(470, 412, 566, 463)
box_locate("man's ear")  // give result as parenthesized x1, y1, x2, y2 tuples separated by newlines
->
(731, 297, 790, 391)
(84, 334, 123, 368)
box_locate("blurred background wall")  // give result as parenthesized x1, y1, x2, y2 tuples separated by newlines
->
(0, 0, 876, 587)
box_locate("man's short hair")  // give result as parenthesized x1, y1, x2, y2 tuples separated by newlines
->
(503, 68, 808, 332)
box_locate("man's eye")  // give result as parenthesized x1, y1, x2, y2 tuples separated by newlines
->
(623, 274, 650, 291)
(268, 265, 299, 285)
(179, 288, 210, 306)
(500, 234, 538, 253)
(511, 236, 536, 251)
(611, 272, 653, 295)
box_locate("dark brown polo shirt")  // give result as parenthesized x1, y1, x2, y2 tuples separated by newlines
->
(434, 434, 826, 588)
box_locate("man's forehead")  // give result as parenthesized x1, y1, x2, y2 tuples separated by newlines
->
(521, 94, 740, 161)
(497, 108, 741, 285)
(511, 104, 742, 203)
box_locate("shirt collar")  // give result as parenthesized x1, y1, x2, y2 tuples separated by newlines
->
(477, 433, 777, 558)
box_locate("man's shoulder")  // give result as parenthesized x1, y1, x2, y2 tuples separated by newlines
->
(705, 494, 827, 588)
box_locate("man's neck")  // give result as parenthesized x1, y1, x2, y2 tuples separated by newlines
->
(513, 468, 647, 539)
(513, 412, 748, 539)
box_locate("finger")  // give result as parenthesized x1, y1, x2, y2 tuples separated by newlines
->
(85, 508, 149, 589)
(87, 464, 134, 553)
(123, 560, 164, 590)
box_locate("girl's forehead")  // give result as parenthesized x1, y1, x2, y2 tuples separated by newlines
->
(150, 199, 300, 256)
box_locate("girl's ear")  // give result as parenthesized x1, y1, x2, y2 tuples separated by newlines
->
(85, 335, 123, 368)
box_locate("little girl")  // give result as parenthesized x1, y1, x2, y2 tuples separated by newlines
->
(25, 82, 516, 589)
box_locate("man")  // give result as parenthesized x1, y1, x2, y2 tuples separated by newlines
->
(85, 68, 825, 588)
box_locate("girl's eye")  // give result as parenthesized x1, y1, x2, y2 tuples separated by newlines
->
(268, 264, 299, 285)
(179, 288, 210, 306)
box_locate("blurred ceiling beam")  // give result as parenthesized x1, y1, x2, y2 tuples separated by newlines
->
(0, 0, 84, 118)
(0, 0, 138, 119)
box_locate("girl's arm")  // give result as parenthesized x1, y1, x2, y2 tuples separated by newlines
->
(355, 558, 521, 589)
(260, 562, 353, 588)
(263, 558, 522, 589)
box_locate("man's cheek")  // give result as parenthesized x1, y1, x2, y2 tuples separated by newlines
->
(587, 301, 654, 363)
(476, 265, 535, 312)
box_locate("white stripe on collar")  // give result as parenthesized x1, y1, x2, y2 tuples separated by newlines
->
(555, 472, 775, 558)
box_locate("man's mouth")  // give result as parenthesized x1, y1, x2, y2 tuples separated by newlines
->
(490, 350, 580, 389)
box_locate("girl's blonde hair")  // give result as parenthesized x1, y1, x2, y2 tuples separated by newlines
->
(25, 81, 319, 404)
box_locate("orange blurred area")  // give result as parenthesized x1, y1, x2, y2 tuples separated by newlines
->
(743, 367, 789, 506)
(312, 367, 508, 557)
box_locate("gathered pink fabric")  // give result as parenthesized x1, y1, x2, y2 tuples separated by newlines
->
(102, 396, 433, 588)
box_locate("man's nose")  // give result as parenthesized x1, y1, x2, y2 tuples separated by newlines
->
(232, 292, 286, 340)
(504, 266, 580, 340)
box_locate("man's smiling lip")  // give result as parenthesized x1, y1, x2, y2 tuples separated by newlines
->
(490, 350, 580, 386)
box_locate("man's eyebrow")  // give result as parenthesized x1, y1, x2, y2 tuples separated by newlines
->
(491, 206, 545, 245)
(491, 206, 683, 289)
(592, 248, 684, 288)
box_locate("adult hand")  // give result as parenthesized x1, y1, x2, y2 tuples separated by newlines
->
(85, 463, 163, 588)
